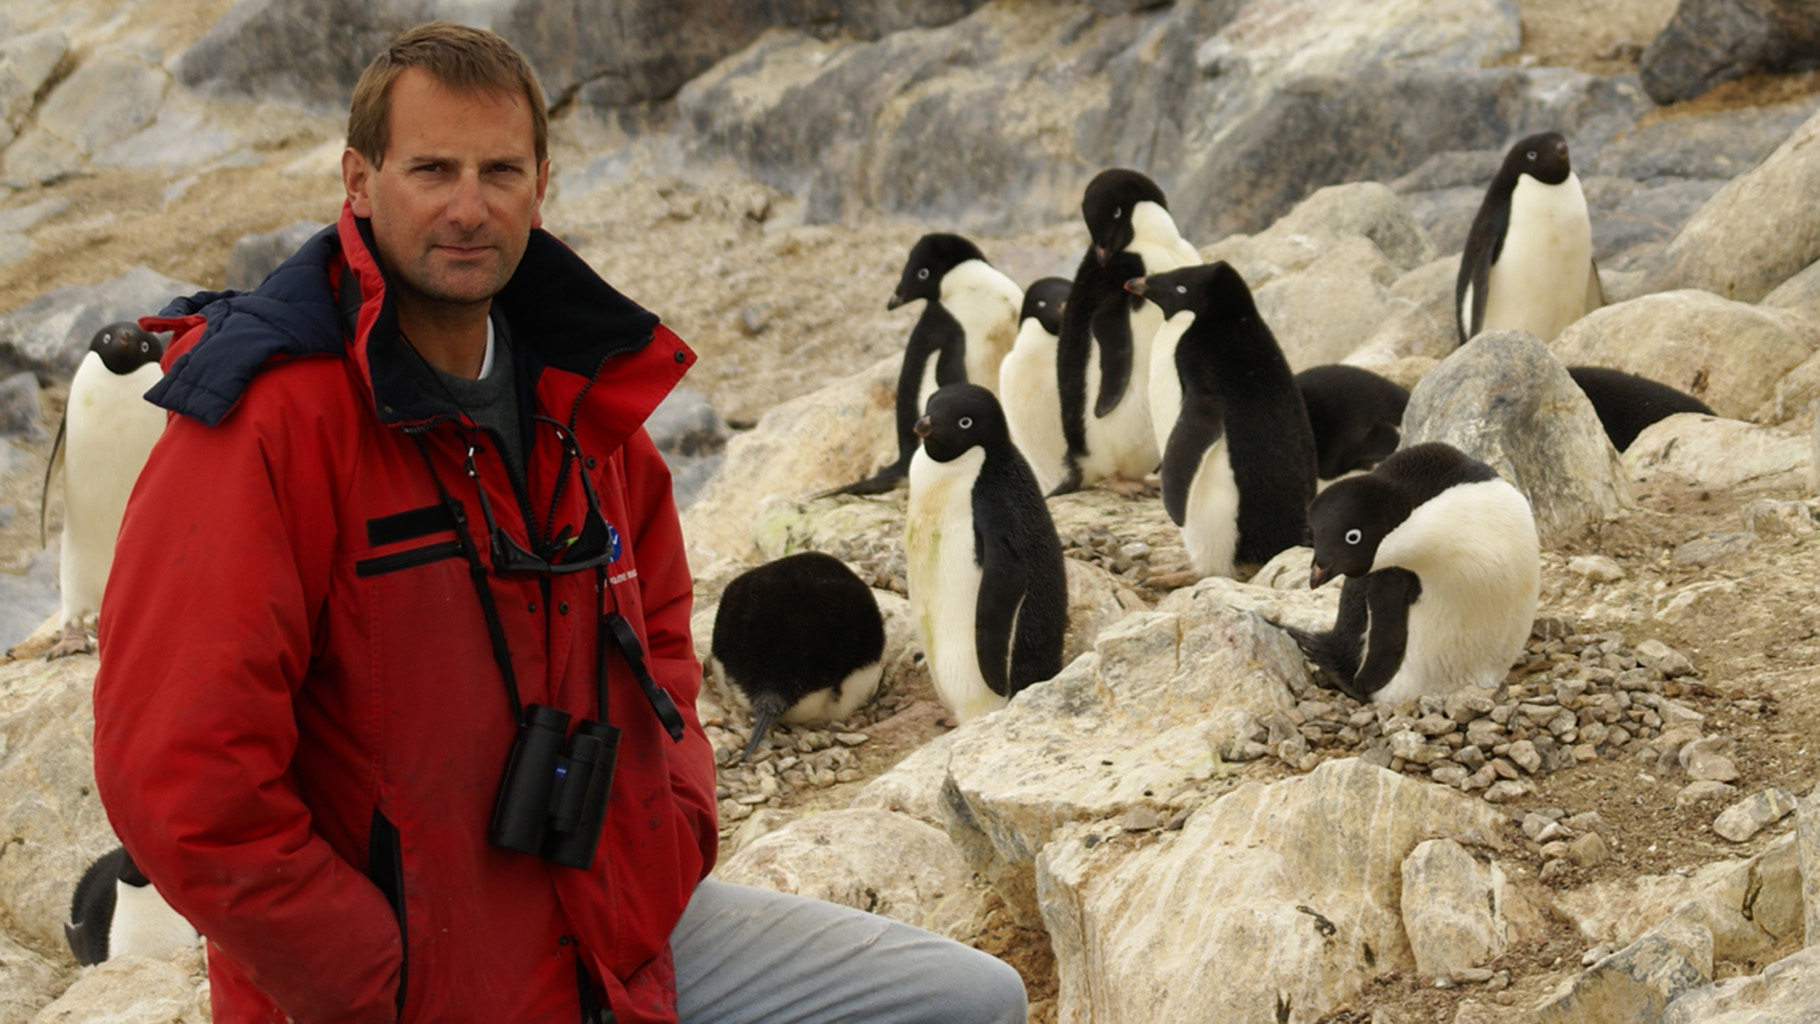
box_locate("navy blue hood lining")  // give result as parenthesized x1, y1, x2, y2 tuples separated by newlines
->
(146, 219, 663, 428)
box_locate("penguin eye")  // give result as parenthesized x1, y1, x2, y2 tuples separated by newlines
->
(1526, 150, 1537, 160)
(917, 268, 929, 280)
(1112, 207, 1122, 220)
(1345, 529, 1362, 545)
(140, 341, 150, 352)
(1175, 285, 1187, 294)
(958, 417, 973, 429)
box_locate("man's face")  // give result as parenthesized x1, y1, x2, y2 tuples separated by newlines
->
(342, 67, 549, 312)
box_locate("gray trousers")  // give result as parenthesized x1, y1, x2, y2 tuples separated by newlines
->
(671, 879, 1029, 1024)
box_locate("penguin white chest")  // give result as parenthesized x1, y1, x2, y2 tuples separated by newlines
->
(1182, 437, 1240, 578)
(1480, 173, 1593, 344)
(1146, 309, 1194, 458)
(906, 446, 1001, 722)
(110, 880, 198, 961)
(60, 356, 167, 625)
(943, 262, 1022, 396)
(1079, 300, 1164, 482)
(999, 323, 1066, 495)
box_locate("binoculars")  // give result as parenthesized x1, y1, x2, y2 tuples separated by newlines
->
(490, 704, 620, 869)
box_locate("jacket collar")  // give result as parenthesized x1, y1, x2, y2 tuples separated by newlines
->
(145, 202, 688, 437)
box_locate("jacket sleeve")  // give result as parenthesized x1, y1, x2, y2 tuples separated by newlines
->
(622, 427, 719, 881)
(92, 387, 403, 1023)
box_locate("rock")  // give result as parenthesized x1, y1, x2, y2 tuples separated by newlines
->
(1663, 944, 1820, 1024)
(1763, 255, 1820, 322)
(224, 220, 330, 291)
(0, 930, 62, 1024)
(1036, 759, 1509, 1024)
(26, 941, 208, 1022)
(32, 50, 169, 160)
(1401, 839, 1514, 977)
(714, 807, 985, 938)
(1251, 236, 1402, 370)
(1553, 291, 1818, 421)
(1401, 330, 1636, 545)
(1712, 787, 1797, 842)
(0, 31, 69, 149)
(1801, 787, 1820, 944)
(1624, 416, 1812, 493)
(1680, 737, 1742, 783)
(0, 372, 45, 441)
(1569, 832, 1611, 868)
(0, 265, 205, 378)
(1200, 182, 1437, 288)
(944, 608, 1309, 926)
(1568, 555, 1626, 583)
(1742, 498, 1817, 540)
(1586, 97, 1820, 183)
(1673, 533, 1753, 567)
(1634, 640, 1695, 677)
(1645, 107, 1820, 302)
(646, 385, 730, 510)
(851, 731, 957, 831)
(1346, 257, 1460, 365)
(1639, 0, 1820, 106)
(1678, 781, 1740, 807)
(0, 547, 59, 653)
(1530, 918, 1715, 1024)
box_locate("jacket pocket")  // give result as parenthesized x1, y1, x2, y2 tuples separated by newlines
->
(356, 541, 463, 578)
(368, 809, 408, 1012)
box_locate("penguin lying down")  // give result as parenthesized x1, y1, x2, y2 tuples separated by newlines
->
(1284, 443, 1539, 704)
(65, 844, 198, 965)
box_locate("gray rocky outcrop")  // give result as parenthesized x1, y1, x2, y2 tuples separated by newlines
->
(224, 220, 330, 291)
(1625, 415, 1811, 492)
(1401, 330, 1637, 545)
(0, 266, 202, 378)
(1552, 290, 1819, 422)
(1645, 107, 1820, 303)
(645, 386, 729, 510)
(1640, 0, 1820, 106)
(1799, 785, 1820, 945)
(1662, 945, 1820, 1024)
(0, 31, 68, 151)
(1035, 758, 1511, 1024)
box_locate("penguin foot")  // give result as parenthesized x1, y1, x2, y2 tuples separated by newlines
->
(1104, 474, 1155, 499)
(936, 713, 959, 729)
(43, 622, 96, 661)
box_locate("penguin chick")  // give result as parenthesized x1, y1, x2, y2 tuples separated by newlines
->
(906, 384, 1067, 725)
(1054, 168, 1199, 496)
(1456, 131, 1601, 346)
(998, 277, 1071, 495)
(1566, 366, 1714, 452)
(65, 845, 197, 966)
(1286, 443, 1539, 704)
(1127, 262, 1315, 578)
(823, 234, 1022, 497)
(1294, 364, 1410, 480)
(711, 551, 886, 759)
(42, 321, 167, 659)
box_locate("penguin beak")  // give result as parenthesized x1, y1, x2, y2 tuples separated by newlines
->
(887, 293, 906, 311)
(1093, 244, 1111, 266)
(1309, 562, 1335, 589)
(1123, 277, 1148, 298)
(913, 416, 933, 438)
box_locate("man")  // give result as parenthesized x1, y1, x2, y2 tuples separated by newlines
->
(92, 22, 1024, 1024)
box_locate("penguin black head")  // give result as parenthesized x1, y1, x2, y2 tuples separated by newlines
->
(1124, 261, 1256, 321)
(89, 322, 164, 376)
(1500, 131, 1572, 188)
(1082, 168, 1169, 266)
(888, 233, 989, 310)
(1306, 475, 1411, 588)
(1020, 277, 1070, 335)
(913, 383, 1009, 463)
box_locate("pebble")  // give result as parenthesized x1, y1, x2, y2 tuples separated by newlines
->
(1713, 787, 1799, 842)
(1677, 780, 1739, 807)
(1569, 832, 1610, 867)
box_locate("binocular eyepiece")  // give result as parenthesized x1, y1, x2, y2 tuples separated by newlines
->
(490, 704, 620, 869)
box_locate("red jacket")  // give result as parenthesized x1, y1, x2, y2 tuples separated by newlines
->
(93, 204, 718, 1023)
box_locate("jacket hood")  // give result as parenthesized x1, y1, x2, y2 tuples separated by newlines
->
(143, 203, 682, 432)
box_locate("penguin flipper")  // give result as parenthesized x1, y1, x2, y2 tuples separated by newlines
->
(1455, 196, 1507, 346)
(1584, 257, 1605, 315)
(971, 522, 1028, 700)
(1283, 574, 1370, 699)
(813, 463, 907, 499)
(64, 919, 96, 966)
(40, 411, 66, 549)
(1352, 569, 1422, 700)
(1160, 392, 1225, 528)
(1090, 302, 1135, 419)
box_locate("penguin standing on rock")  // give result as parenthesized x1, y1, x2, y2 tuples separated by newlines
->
(1566, 366, 1714, 452)
(41, 321, 167, 659)
(997, 276, 1071, 495)
(1456, 131, 1602, 346)
(1127, 262, 1316, 579)
(906, 384, 1067, 725)
(65, 845, 198, 966)
(1285, 443, 1539, 704)
(1054, 169, 1200, 496)
(710, 551, 886, 759)
(824, 234, 1022, 496)
(1294, 364, 1410, 480)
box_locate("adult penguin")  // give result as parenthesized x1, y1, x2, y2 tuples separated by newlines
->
(997, 276, 1072, 496)
(1127, 262, 1315, 579)
(1053, 168, 1200, 495)
(1285, 443, 1539, 704)
(41, 321, 167, 659)
(65, 845, 198, 965)
(710, 551, 886, 759)
(905, 383, 1066, 725)
(1456, 131, 1602, 346)
(824, 234, 1022, 496)
(1294, 364, 1410, 480)
(1567, 366, 1714, 452)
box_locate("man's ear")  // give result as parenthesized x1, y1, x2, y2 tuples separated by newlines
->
(531, 157, 550, 230)
(343, 148, 374, 218)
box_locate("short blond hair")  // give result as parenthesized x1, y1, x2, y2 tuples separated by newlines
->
(346, 22, 548, 168)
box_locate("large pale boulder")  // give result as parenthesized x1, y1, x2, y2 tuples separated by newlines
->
(1624, 415, 1810, 492)
(0, 931, 63, 1024)
(942, 605, 1321, 926)
(1551, 290, 1819, 420)
(1347, 256, 1460, 366)
(1401, 330, 1636, 545)
(1035, 758, 1509, 1024)
(713, 808, 985, 939)
(1401, 839, 1517, 978)
(1645, 108, 1820, 302)
(1761, 258, 1820, 323)
(26, 944, 208, 1024)
(1200, 182, 1438, 287)
(850, 731, 958, 830)
(0, 31, 68, 150)
(1663, 945, 1820, 1024)
(32, 50, 168, 157)
(1252, 237, 1402, 370)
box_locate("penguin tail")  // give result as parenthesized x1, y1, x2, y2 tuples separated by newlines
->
(742, 692, 791, 760)
(40, 412, 66, 549)
(813, 464, 907, 499)
(64, 919, 96, 966)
